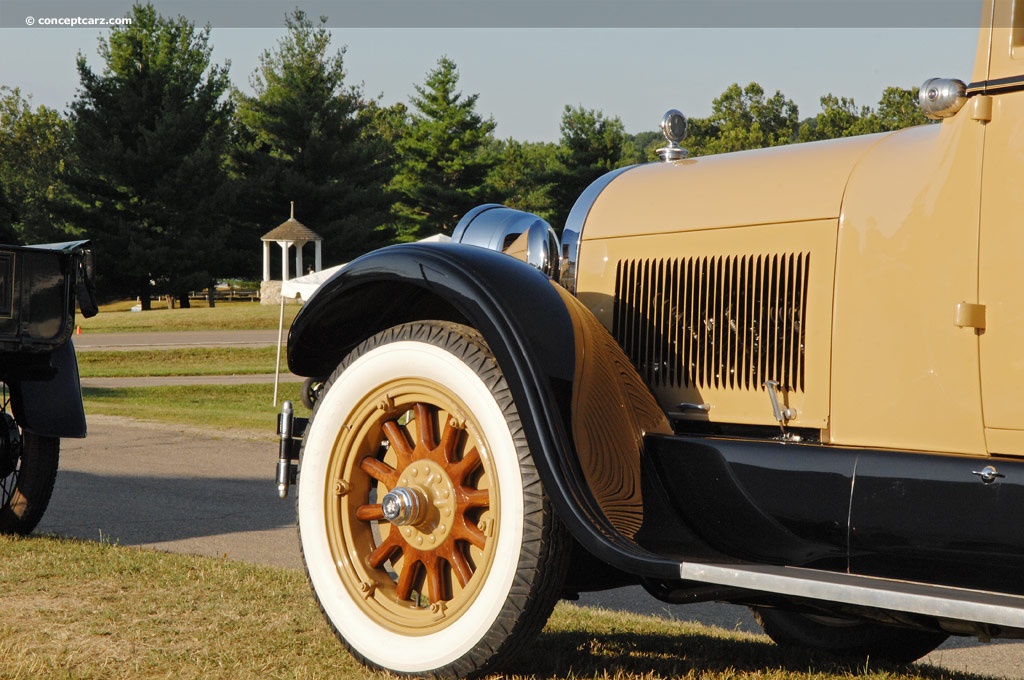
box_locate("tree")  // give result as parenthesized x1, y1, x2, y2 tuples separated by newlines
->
(690, 82, 799, 156)
(546, 105, 638, 230)
(63, 2, 232, 308)
(0, 87, 77, 244)
(231, 9, 393, 266)
(797, 94, 865, 142)
(482, 138, 559, 224)
(797, 87, 930, 143)
(390, 57, 496, 239)
(855, 86, 930, 134)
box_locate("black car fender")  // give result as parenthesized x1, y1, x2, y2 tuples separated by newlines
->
(288, 242, 681, 578)
(9, 341, 87, 438)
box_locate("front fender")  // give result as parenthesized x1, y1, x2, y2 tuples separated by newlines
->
(288, 242, 680, 578)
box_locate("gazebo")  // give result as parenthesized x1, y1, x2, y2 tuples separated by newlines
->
(260, 202, 322, 304)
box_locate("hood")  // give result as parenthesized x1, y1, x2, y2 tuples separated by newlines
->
(581, 130, 904, 241)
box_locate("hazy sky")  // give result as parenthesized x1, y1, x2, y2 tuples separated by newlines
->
(0, 1, 983, 142)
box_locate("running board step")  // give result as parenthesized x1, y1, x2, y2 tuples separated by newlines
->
(680, 562, 1024, 629)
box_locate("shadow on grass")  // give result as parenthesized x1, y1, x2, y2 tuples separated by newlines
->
(501, 627, 999, 680)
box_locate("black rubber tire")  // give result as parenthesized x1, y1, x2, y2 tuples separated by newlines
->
(298, 321, 570, 678)
(0, 432, 60, 535)
(752, 607, 948, 664)
(299, 376, 323, 410)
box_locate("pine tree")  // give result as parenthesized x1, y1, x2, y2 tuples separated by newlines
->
(390, 57, 496, 239)
(63, 2, 232, 308)
(231, 9, 392, 267)
(546, 105, 636, 230)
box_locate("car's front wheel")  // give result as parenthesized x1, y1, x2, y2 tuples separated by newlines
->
(298, 321, 569, 678)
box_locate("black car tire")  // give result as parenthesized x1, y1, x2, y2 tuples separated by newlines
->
(0, 432, 60, 535)
(752, 607, 948, 664)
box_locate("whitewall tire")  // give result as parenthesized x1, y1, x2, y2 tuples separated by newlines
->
(298, 321, 568, 678)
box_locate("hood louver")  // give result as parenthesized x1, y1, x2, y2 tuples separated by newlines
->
(613, 253, 810, 393)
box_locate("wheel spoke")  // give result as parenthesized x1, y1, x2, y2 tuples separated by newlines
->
(458, 487, 490, 509)
(423, 553, 448, 602)
(360, 456, 398, 487)
(413, 403, 436, 449)
(441, 541, 474, 588)
(452, 516, 487, 550)
(438, 415, 462, 464)
(355, 503, 385, 521)
(394, 554, 422, 601)
(448, 446, 481, 484)
(382, 420, 414, 469)
(366, 531, 403, 569)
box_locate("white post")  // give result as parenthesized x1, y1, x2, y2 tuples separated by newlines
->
(315, 241, 322, 271)
(280, 242, 291, 281)
(262, 241, 271, 281)
(296, 242, 304, 276)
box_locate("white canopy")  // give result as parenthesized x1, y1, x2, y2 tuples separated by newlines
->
(280, 263, 344, 301)
(280, 233, 451, 302)
(273, 233, 452, 404)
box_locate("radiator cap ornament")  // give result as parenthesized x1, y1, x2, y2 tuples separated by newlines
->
(657, 109, 689, 162)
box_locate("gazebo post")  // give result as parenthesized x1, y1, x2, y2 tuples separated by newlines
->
(280, 241, 291, 281)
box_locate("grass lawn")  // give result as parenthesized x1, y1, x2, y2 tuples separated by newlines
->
(77, 347, 280, 378)
(0, 536, 979, 680)
(78, 300, 300, 333)
(81, 382, 305, 435)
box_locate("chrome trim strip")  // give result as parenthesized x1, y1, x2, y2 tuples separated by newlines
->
(559, 165, 637, 294)
(965, 75, 1024, 96)
(679, 562, 1024, 628)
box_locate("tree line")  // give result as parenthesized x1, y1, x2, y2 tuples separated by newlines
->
(0, 3, 930, 308)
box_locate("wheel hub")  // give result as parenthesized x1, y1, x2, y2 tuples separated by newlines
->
(381, 487, 426, 526)
(393, 459, 456, 547)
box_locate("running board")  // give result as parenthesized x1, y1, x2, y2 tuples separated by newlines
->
(680, 562, 1024, 630)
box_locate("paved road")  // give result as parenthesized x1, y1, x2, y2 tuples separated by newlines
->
(36, 415, 1024, 679)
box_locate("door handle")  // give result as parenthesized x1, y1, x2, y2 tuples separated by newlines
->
(971, 465, 1005, 484)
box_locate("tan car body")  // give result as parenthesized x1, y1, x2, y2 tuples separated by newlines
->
(576, 0, 1024, 457)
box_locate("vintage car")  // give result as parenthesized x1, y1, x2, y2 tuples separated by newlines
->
(275, 0, 1024, 675)
(0, 240, 94, 535)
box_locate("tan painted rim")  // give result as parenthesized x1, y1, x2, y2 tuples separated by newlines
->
(324, 377, 499, 635)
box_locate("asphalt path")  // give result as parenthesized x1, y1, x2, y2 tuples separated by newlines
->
(73, 329, 282, 351)
(30, 332, 1024, 678)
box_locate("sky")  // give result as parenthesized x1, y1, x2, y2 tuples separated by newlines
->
(0, 1, 984, 143)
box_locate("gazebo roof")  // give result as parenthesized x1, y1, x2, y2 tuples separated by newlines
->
(261, 203, 322, 243)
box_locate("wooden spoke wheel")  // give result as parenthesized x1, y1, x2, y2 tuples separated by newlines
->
(298, 322, 568, 678)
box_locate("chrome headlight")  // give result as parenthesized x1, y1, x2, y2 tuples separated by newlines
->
(452, 205, 559, 279)
(919, 78, 967, 120)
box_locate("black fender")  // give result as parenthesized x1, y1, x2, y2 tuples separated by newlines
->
(9, 341, 87, 438)
(288, 242, 681, 578)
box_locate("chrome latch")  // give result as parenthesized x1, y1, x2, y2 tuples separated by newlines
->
(972, 465, 1005, 485)
(765, 380, 797, 423)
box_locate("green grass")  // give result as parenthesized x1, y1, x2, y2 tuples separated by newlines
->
(78, 301, 300, 333)
(82, 383, 305, 435)
(0, 535, 989, 680)
(77, 347, 281, 377)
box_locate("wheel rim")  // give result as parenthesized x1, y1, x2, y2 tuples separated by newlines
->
(324, 377, 499, 634)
